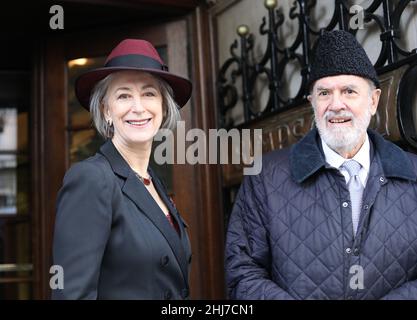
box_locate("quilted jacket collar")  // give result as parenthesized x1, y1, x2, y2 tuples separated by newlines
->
(290, 128, 417, 183)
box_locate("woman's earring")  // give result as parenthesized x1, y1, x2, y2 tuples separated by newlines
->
(106, 120, 113, 138)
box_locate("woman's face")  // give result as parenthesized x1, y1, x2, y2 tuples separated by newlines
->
(105, 71, 163, 148)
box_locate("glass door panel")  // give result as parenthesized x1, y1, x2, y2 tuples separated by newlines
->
(0, 71, 32, 299)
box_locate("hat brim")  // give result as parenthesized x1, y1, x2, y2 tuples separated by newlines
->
(75, 67, 192, 110)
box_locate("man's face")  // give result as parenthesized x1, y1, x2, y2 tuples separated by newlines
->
(308, 75, 381, 156)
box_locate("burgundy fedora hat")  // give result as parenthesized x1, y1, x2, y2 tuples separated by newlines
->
(75, 39, 192, 110)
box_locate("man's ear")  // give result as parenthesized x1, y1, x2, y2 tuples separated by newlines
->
(307, 94, 312, 103)
(370, 88, 381, 115)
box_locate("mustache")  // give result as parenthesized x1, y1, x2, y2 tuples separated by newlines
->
(323, 110, 354, 121)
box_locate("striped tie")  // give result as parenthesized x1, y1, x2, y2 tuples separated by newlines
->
(342, 160, 364, 236)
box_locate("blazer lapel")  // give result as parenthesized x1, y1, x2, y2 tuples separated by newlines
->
(149, 168, 186, 239)
(150, 171, 191, 260)
(98, 141, 189, 283)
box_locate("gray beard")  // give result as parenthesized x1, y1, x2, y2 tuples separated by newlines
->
(314, 108, 372, 155)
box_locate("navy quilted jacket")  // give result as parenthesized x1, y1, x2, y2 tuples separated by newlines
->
(225, 129, 417, 299)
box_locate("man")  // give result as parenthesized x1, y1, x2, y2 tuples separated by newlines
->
(225, 30, 417, 299)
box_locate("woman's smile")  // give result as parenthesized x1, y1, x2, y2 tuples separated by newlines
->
(125, 118, 153, 128)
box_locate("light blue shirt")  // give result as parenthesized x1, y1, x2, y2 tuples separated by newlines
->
(321, 135, 371, 187)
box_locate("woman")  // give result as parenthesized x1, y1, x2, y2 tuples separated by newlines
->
(52, 39, 192, 300)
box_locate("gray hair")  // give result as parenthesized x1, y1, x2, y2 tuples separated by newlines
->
(366, 78, 377, 96)
(89, 71, 181, 139)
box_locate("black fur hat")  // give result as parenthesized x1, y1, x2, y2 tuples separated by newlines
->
(308, 30, 380, 89)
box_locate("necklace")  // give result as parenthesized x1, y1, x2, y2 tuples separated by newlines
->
(134, 172, 152, 186)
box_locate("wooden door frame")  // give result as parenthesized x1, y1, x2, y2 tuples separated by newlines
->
(182, 7, 227, 299)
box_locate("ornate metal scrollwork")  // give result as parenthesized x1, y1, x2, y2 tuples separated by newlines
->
(217, 0, 417, 129)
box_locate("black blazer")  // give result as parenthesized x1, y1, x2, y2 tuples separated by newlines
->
(52, 140, 192, 299)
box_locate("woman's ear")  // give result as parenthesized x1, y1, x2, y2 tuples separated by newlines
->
(162, 100, 168, 119)
(102, 103, 111, 122)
